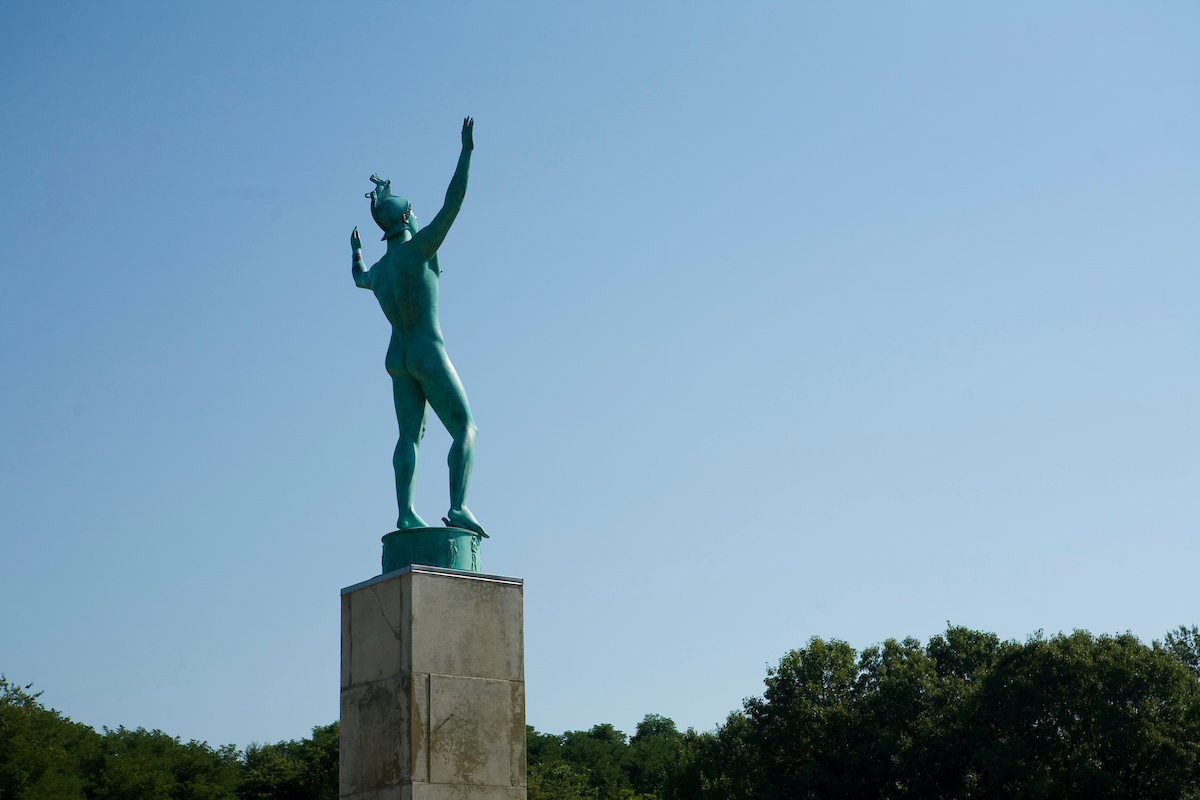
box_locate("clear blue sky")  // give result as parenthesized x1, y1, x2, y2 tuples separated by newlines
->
(2, 2, 1197, 749)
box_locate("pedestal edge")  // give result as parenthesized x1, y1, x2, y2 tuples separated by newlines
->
(341, 563, 524, 596)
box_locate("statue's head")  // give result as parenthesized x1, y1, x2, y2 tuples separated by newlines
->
(367, 174, 412, 241)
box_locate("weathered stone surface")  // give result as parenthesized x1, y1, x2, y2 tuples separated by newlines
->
(428, 675, 525, 787)
(341, 566, 525, 800)
(410, 573, 523, 681)
(408, 785, 529, 799)
(342, 780, 527, 800)
(340, 677, 413, 795)
(347, 576, 404, 687)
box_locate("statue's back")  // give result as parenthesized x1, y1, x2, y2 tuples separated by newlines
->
(371, 247, 443, 340)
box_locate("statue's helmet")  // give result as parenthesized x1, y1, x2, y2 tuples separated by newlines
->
(368, 175, 411, 241)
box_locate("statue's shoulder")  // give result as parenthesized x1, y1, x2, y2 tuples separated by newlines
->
(373, 248, 404, 269)
(384, 241, 430, 269)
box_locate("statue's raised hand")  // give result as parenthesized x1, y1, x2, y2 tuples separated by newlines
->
(461, 117, 474, 151)
(350, 226, 362, 251)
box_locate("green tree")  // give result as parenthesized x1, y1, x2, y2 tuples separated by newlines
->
(80, 726, 240, 800)
(627, 715, 683, 798)
(743, 636, 864, 799)
(966, 631, 1200, 799)
(558, 724, 633, 800)
(237, 722, 338, 800)
(1166, 625, 1200, 679)
(0, 676, 95, 800)
(528, 761, 599, 800)
(527, 724, 566, 767)
(676, 626, 1200, 800)
(663, 713, 759, 800)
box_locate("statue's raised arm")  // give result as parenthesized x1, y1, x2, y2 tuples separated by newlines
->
(411, 117, 474, 260)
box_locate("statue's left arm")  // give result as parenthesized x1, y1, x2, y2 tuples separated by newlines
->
(411, 117, 474, 261)
(350, 226, 372, 288)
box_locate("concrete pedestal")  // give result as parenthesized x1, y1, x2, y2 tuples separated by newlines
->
(340, 564, 526, 800)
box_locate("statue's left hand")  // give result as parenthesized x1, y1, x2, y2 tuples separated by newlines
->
(461, 116, 474, 151)
(351, 226, 362, 251)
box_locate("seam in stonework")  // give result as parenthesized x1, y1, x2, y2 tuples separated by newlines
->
(426, 674, 432, 782)
(423, 672, 519, 683)
(369, 583, 402, 641)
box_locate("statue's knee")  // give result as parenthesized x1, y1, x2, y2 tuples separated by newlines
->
(456, 421, 478, 444)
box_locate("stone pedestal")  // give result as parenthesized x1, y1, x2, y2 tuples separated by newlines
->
(340, 564, 526, 800)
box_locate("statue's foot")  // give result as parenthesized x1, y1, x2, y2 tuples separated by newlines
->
(397, 509, 428, 530)
(442, 507, 487, 537)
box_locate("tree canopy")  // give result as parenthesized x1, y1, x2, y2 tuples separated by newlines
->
(5, 624, 1200, 799)
(528, 626, 1200, 799)
(0, 677, 333, 800)
(668, 627, 1200, 800)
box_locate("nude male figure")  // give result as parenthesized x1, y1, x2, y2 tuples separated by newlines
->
(350, 117, 485, 535)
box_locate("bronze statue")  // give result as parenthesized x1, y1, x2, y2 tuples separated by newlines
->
(350, 117, 484, 535)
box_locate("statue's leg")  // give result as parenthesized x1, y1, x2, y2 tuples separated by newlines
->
(407, 340, 483, 534)
(392, 371, 429, 530)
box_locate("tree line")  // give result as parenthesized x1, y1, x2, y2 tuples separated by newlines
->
(0, 684, 337, 800)
(5, 625, 1200, 800)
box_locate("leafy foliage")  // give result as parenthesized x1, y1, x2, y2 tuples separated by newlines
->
(0, 676, 93, 800)
(82, 727, 240, 800)
(528, 761, 598, 800)
(526, 716, 685, 800)
(670, 626, 1200, 800)
(237, 723, 338, 800)
(6, 623, 1200, 799)
(1167, 625, 1200, 679)
(0, 680, 331, 800)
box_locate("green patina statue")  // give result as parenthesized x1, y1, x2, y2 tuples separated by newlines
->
(351, 117, 485, 536)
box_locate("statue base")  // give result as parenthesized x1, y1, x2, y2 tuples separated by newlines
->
(340, 564, 526, 799)
(382, 526, 487, 574)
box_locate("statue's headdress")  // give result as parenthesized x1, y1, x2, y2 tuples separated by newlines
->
(367, 175, 411, 241)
